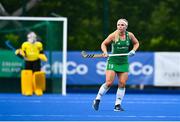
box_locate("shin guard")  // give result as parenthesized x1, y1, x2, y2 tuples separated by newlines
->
(33, 71, 46, 96)
(21, 70, 33, 96)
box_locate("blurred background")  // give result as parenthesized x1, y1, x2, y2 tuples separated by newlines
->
(0, 0, 180, 94)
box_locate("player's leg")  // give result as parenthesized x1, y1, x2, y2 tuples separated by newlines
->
(32, 59, 41, 72)
(33, 71, 46, 96)
(21, 61, 34, 96)
(92, 70, 116, 111)
(32, 59, 45, 96)
(21, 70, 33, 96)
(114, 72, 128, 111)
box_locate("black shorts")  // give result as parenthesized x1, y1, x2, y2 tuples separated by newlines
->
(25, 59, 41, 72)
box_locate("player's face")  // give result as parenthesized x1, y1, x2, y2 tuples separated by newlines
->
(117, 21, 127, 32)
(27, 33, 37, 43)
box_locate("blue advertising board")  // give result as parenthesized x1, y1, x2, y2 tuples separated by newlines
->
(41, 51, 154, 85)
(128, 52, 154, 85)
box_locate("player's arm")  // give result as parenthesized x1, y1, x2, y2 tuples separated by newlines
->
(15, 49, 25, 58)
(101, 32, 115, 57)
(128, 32, 139, 57)
(39, 51, 48, 62)
(37, 42, 48, 62)
(128, 32, 139, 51)
(15, 42, 27, 58)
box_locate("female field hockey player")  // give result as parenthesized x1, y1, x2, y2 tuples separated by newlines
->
(15, 32, 47, 96)
(92, 18, 139, 111)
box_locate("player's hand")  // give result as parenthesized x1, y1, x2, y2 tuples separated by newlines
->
(128, 50, 135, 57)
(102, 52, 108, 57)
(39, 54, 48, 62)
(15, 49, 25, 57)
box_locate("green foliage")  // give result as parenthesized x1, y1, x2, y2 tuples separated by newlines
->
(5, 34, 20, 48)
(1, 0, 180, 51)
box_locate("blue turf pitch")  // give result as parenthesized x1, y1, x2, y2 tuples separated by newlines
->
(0, 93, 180, 121)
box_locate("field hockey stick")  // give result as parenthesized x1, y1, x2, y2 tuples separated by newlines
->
(81, 51, 129, 58)
(5, 40, 27, 59)
(5, 40, 16, 51)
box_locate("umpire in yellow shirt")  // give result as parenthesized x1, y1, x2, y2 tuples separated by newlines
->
(15, 32, 47, 96)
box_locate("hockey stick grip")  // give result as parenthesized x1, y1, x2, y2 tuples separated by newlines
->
(108, 53, 129, 57)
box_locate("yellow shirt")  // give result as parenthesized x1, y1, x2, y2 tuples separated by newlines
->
(21, 41, 43, 61)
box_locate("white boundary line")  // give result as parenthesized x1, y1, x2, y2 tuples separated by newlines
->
(1, 114, 180, 118)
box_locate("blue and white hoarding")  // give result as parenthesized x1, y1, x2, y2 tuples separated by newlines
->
(42, 51, 155, 85)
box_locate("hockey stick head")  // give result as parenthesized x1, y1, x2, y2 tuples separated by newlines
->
(81, 51, 89, 58)
(81, 51, 104, 58)
(5, 40, 16, 51)
(81, 51, 97, 58)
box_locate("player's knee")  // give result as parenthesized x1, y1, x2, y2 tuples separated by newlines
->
(118, 82, 126, 88)
(105, 80, 113, 87)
